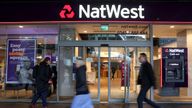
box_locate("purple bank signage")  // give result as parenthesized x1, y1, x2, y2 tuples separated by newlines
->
(6, 39, 36, 84)
(161, 48, 188, 87)
(0, 1, 192, 22)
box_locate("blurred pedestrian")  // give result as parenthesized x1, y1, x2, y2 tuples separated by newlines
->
(51, 66, 57, 93)
(111, 66, 116, 80)
(31, 57, 52, 108)
(137, 53, 160, 108)
(71, 57, 94, 108)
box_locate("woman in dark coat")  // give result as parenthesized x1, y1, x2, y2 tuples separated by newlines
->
(71, 57, 93, 108)
(31, 57, 52, 108)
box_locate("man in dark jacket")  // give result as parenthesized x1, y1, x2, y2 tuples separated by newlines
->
(31, 57, 52, 108)
(137, 53, 160, 108)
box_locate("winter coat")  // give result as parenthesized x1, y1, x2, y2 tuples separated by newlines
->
(75, 65, 89, 95)
(35, 62, 52, 92)
(137, 61, 156, 88)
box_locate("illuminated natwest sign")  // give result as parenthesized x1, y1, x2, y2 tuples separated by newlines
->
(168, 49, 185, 53)
(1, 2, 192, 22)
(60, 4, 145, 19)
(60, 5, 75, 19)
(79, 4, 145, 19)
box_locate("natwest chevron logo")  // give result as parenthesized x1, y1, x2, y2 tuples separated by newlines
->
(60, 4, 75, 19)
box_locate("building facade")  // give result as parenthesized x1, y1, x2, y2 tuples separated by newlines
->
(0, 0, 192, 103)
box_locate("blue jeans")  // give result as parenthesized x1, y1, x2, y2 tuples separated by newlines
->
(31, 90, 48, 107)
(71, 94, 93, 108)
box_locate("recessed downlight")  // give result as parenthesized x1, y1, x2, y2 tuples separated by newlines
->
(84, 30, 87, 33)
(19, 25, 24, 28)
(170, 25, 175, 29)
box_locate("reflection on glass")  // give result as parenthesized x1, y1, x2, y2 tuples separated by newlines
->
(86, 47, 99, 99)
(110, 47, 126, 99)
(58, 47, 74, 102)
(80, 34, 147, 41)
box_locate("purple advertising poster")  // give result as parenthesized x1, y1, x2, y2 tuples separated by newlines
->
(6, 39, 36, 84)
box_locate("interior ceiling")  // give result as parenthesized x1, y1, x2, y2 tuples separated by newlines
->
(0, 25, 59, 35)
(67, 24, 149, 34)
(0, 24, 192, 37)
(153, 25, 192, 38)
(63, 24, 192, 38)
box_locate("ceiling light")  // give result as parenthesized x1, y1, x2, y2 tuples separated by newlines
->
(37, 56, 43, 59)
(84, 31, 87, 33)
(19, 25, 24, 28)
(170, 25, 175, 29)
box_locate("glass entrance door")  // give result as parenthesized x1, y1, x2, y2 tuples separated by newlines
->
(87, 46, 130, 102)
(107, 47, 151, 102)
(99, 47, 132, 102)
(58, 46, 151, 103)
(108, 47, 129, 102)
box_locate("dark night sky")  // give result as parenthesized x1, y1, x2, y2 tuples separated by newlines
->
(0, 0, 192, 22)
(0, 0, 192, 2)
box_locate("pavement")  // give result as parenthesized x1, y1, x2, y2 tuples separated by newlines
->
(1, 103, 192, 108)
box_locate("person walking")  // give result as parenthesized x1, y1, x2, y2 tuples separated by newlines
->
(111, 66, 116, 80)
(137, 53, 160, 108)
(71, 57, 94, 108)
(51, 66, 57, 94)
(31, 57, 52, 108)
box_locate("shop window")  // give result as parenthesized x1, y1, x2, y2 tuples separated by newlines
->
(153, 25, 192, 102)
(0, 25, 58, 101)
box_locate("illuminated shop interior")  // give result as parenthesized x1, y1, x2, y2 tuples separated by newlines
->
(0, 24, 191, 102)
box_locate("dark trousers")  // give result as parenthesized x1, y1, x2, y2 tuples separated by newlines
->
(137, 85, 160, 108)
(31, 90, 48, 107)
(112, 71, 115, 79)
(52, 78, 57, 92)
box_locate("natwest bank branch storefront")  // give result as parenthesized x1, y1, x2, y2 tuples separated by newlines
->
(0, 0, 192, 103)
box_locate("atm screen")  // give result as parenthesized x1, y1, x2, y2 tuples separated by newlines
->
(168, 62, 181, 67)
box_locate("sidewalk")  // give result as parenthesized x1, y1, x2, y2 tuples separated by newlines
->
(0, 103, 192, 108)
